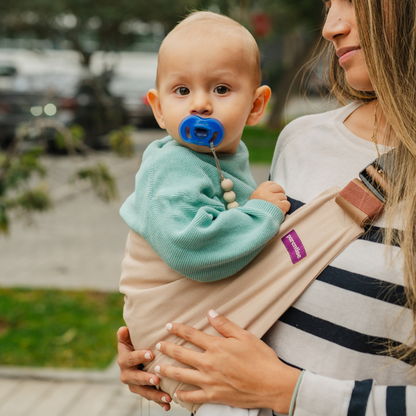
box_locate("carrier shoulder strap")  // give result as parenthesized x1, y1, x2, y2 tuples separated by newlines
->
(335, 149, 395, 226)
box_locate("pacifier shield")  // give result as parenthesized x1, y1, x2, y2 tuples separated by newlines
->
(179, 115, 224, 147)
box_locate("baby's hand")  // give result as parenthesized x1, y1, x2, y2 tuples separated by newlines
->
(249, 181, 291, 214)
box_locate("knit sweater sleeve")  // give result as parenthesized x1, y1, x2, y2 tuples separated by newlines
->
(294, 371, 416, 416)
(120, 139, 284, 282)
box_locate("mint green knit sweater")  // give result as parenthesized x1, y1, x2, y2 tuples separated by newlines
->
(120, 136, 284, 282)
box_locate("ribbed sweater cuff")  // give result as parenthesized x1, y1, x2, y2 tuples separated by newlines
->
(244, 199, 285, 224)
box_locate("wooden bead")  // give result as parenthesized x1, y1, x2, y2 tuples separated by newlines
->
(227, 201, 239, 209)
(223, 191, 236, 203)
(221, 179, 234, 192)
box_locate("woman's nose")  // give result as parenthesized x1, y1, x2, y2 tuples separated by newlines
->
(190, 91, 213, 115)
(322, 4, 350, 42)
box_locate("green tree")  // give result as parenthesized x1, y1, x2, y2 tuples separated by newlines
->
(0, 0, 208, 67)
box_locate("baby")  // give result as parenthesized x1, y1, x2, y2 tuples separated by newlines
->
(120, 11, 289, 416)
(120, 11, 289, 282)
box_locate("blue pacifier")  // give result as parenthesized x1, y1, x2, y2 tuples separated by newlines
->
(179, 115, 224, 147)
(179, 115, 239, 210)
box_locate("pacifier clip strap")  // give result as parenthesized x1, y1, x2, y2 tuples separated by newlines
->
(210, 142, 225, 181)
(209, 142, 239, 209)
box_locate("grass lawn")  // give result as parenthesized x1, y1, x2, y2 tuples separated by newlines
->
(0, 288, 125, 369)
(241, 125, 281, 165)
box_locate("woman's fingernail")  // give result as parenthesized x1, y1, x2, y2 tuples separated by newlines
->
(173, 392, 178, 399)
(149, 378, 155, 385)
(166, 323, 172, 331)
(155, 365, 161, 373)
(145, 352, 151, 360)
(156, 343, 161, 351)
(209, 309, 219, 318)
(161, 396, 168, 403)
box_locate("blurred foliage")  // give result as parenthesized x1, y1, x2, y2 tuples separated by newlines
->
(55, 124, 85, 150)
(0, 146, 52, 234)
(0, 119, 128, 235)
(0, 288, 124, 368)
(213, 0, 323, 34)
(109, 125, 134, 158)
(72, 162, 118, 202)
(0, 0, 213, 65)
(0, 0, 325, 59)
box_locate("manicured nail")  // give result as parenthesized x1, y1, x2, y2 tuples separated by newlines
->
(209, 309, 219, 318)
(155, 365, 161, 373)
(173, 392, 178, 399)
(149, 378, 155, 385)
(161, 396, 168, 403)
(156, 343, 161, 351)
(166, 323, 172, 331)
(145, 353, 151, 360)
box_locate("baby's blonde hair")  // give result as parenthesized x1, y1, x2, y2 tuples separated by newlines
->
(156, 11, 261, 88)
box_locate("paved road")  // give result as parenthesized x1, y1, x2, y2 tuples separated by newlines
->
(0, 128, 271, 416)
(0, 377, 188, 416)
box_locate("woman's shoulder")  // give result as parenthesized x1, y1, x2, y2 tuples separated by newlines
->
(279, 103, 357, 140)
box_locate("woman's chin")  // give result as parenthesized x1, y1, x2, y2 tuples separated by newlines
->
(345, 71, 374, 92)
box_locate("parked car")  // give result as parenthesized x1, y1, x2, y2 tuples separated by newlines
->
(109, 74, 157, 128)
(0, 90, 60, 150)
(0, 67, 127, 151)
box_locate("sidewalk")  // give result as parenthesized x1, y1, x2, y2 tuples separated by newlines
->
(0, 360, 188, 416)
(0, 128, 271, 416)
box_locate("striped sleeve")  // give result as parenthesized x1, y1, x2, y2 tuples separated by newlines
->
(294, 372, 416, 416)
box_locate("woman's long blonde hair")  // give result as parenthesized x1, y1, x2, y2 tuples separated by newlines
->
(323, 0, 416, 366)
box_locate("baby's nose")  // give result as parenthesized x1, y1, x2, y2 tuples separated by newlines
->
(190, 92, 213, 115)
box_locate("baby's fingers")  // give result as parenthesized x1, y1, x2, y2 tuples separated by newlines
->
(267, 182, 285, 194)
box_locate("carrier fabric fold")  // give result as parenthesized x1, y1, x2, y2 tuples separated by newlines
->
(119, 186, 364, 414)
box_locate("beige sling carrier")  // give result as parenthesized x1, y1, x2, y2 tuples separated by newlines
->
(120, 159, 388, 414)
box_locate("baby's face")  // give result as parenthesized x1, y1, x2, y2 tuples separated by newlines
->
(152, 32, 258, 154)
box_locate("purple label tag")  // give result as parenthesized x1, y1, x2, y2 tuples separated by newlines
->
(282, 229, 307, 264)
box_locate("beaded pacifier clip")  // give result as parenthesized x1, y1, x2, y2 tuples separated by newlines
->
(179, 115, 239, 209)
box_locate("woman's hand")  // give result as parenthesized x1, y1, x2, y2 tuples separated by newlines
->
(154, 310, 301, 413)
(117, 326, 172, 411)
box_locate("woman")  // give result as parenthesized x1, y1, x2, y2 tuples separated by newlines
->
(117, 0, 416, 414)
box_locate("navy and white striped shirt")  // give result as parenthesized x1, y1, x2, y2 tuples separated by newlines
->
(264, 103, 416, 416)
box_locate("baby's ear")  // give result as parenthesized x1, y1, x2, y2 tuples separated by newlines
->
(147, 89, 166, 129)
(246, 85, 272, 126)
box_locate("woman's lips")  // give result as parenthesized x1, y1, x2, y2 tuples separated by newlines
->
(337, 47, 360, 66)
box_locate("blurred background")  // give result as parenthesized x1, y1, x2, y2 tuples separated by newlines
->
(0, 1, 336, 415)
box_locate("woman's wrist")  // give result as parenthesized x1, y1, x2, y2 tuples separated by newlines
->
(288, 370, 305, 416)
(269, 365, 302, 414)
